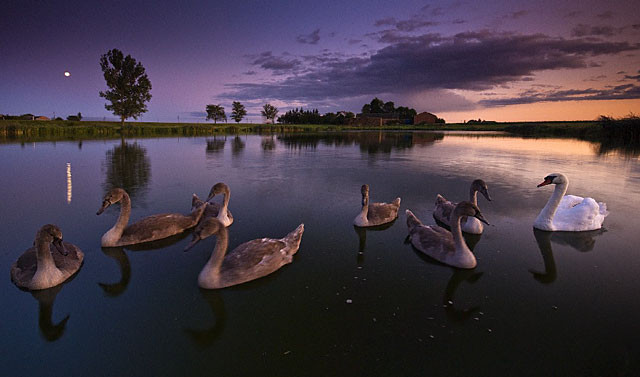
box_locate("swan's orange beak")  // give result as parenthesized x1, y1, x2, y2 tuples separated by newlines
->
(537, 178, 552, 187)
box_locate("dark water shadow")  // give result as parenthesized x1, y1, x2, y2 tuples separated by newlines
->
(231, 135, 245, 155)
(353, 221, 396, 264)
(443, 269, 483, 323)
(530, 228, 605, 284)
(183, 288, 226, 349)
(98, 247, 131, 297)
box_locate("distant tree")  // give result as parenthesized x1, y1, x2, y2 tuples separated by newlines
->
(383, 101, 395, 113)
(67, 115, 79, 121)
(361, 104, 371, 114)
(369, 97, 385, 113)
(77, 112, 82, 121)
(261, 103, 278, 123)
(99, 49, 152, 127)
(206, 104, 227, 123)
(231, 101, 247, 123)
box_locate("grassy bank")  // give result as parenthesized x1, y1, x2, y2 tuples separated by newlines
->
(2, 118, 638, 149)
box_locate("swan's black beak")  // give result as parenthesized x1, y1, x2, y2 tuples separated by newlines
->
(481, 188, 492, 202)
(474, 211, 490, 225)
(53, 238, 68, 256)
(97, 200, 111, 215)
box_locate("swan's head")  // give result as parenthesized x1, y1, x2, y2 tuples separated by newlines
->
(537, 173, 567, 187)
(472, 179, 492, 201)
(360, 184, 369, 205)
(206, 182, 229, 202)
(37, 224, 67, 256)
(184, 218, 225, 252)
(454, 201, 490, 225)
(97, 188, 126, 215)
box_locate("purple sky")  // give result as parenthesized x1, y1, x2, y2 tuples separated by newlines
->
(2, 0, 639, 122)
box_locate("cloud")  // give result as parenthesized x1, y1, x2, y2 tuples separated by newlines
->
(247, 51, 302, 75)
(508, 10, 529, 19)
(479, 84, 640, 106)
(597, 11, 613, 19)
(563, 11, 582, 18)
(374, 17, 438, 32)
(624, 70, 640, 81)
(223, 30, 639, 103)
(244, 70, 257, 75)
(296, 29, 320, 44)
(452, 19, 466, 24)
(571, 24, 618, 37)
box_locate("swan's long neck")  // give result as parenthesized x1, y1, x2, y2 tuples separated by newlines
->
(35, 237, 57, 271)
(362, 192, 369, 217)
(469, 188, 478, 206)
(217, 189, 230, 221)
(102, 193, 131, 245)
(536, 182, 567, 227)
(200, 228, 229, 286)
(451, 213, 471, 255)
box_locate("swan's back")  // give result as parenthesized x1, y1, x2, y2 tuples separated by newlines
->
(120, 205, 206, 245)
(11, 242, 84, 290)
(433, 194, 454, 223)
(553, 196, 608, 231)
(367, 198, 401, 225)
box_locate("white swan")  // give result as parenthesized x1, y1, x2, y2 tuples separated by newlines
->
(406, 202, 488, 269)
(184, 218, 304, 289)
(534, 173, 608, 231)
(11, 224, 84, 290)
(433, 179, 491, 234)
(354, 184, 401, 227)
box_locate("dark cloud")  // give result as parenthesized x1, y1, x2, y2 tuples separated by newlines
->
(224, 31, 639, 102)
(189, 111, 207, 117)
(431, 7, 444, 17)
(244, 70, 257, 75)
(624, 70, 640, 81)
(508, 10, 529, 19)
(348, 38, 362, 45)
(632, 24, 640, 30)
(374, 17, 438, 32)
(479, 85, 640, 106)
(571, 24, 618, 37)
(247, 51, 301, 74)
(597, 11, 613, 19)
(563, 11, 582, 18)
(296, 29, 321, 45)
(452, 19, 466, 24)
(583, 74, 607, 82)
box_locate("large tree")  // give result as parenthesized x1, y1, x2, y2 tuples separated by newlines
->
(261, 103, 278, 124)
(206, 104, 227, 123)
(99, 49, 152, 127)
(231, 101, 247, 123)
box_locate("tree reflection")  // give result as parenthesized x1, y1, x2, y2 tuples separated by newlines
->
(232, 135, 245, 155)
(206, 136, 226, 154)
(261, 135, 276, 151)
(103, 140, 151, 205)
(278, 131, 444, 153)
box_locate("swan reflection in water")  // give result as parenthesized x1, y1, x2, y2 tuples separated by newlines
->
(29, 282, 75, 341)
(406, 229, 484, 323)
(353, 221, 396, 264)
(98, 232, 191, 297)
(530, 228, 605, 284)
(183, 288, 226, 349)
(99, 247, 131, 297)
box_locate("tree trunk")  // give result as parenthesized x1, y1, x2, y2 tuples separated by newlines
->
(121, 115, 125, 128)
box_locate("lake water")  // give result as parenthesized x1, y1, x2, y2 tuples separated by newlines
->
(1, 131, 639, 376)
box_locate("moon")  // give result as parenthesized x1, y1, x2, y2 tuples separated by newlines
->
(64, 71, 71, 77)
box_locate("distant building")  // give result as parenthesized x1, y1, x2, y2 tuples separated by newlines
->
(352, 112, 401, 126)
(413, 112, 438, 124)
(35, 116, 50, 121)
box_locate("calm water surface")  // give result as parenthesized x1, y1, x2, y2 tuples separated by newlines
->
(1, 132, 639, 376)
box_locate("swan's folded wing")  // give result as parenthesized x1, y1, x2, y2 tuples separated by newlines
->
(368, 202, 398, 223)
(222, 238, 287, 272)
(121, 213, 195, 241)
(559, 195, 584, 210)
(434, 195, 455, 223)
(412, 225, 454, 255)
(554, 197, 603, 231)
